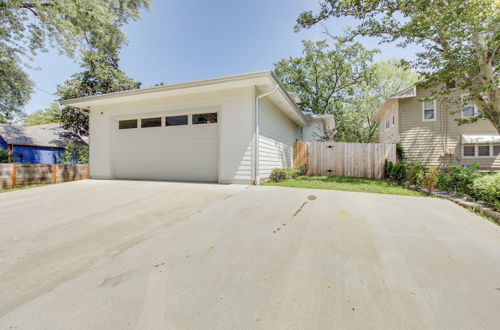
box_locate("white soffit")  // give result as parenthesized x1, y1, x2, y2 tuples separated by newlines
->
(462, 135, 500, 144)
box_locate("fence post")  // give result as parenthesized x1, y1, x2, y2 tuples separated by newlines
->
(11, 164, 16, 189)
(86, 164, 90, 179)
(52, 164, 57, 184)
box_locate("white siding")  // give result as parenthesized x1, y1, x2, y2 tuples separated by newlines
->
(302, 119, 324, 141)
(89, 87, 255, 183)
(258, 98, 299, 179)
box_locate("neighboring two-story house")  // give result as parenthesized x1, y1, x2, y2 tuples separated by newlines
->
(374, 85, 500, 170)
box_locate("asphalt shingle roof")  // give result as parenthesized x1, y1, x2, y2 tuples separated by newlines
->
(0, 123, 87, 148)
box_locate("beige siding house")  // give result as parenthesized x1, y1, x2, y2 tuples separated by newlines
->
(374, 85, 500, 170)
(61, 71, 333, 184)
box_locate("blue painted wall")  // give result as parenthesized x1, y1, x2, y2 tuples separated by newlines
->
(12, 145, 64, 164)
(0, 137, 7, 150)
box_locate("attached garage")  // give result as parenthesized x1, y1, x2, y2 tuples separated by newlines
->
(61, 71, 333, 184)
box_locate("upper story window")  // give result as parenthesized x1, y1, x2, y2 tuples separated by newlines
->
(461, 94, 480, 118)
(422, 100, 436, 121)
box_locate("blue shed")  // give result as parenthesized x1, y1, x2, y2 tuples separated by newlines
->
(0, 124, 87, 164)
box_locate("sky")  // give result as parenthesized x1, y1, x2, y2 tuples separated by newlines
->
(24, 0, 419, 114)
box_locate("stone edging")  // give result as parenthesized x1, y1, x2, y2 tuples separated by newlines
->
(406, 184, 500, 225)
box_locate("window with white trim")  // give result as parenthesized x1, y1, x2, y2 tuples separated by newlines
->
(462, 143, 500, 158)
(461, 94, 480, 118)
(422, 100, 436, 121)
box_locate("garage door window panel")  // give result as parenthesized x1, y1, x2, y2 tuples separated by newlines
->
(165, 115, 188, 126)
(141, 117, 162, 128)
(119, 119, 138, 129)
(193, 113, 217, 125)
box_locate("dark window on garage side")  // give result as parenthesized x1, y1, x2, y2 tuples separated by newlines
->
(141, 117, 162, 128)
(119, 119, 138, 129)
(165, 115, 188, 126)
(192, 112, 217, 124)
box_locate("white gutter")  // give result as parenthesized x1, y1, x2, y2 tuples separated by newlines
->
(254, 85, 279, 185)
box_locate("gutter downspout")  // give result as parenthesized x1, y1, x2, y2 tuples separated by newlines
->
(255, 85, 279, 185)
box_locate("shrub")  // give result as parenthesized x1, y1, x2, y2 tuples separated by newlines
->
(384, 159, 393, 179)
(390, 163, 408, 183)
(437, 162, 481, 195)
(424, 167, 439, 194)
(396, 143, 405, 162)
(470, 173, 500, 212)
(407, 162, 425, 186)
(295, 166, 307, 176)
(269, 167, 302, 182)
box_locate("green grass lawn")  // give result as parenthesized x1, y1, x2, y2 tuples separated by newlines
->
(263, 176, 426, 197)
(0, 184, 48, 193)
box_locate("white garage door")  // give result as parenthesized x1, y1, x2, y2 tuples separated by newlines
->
(113, 113, 218, 182)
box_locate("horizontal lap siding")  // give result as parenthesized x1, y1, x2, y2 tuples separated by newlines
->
(399, 88, 500, 169)
(93, 87, 254, 183)
(259, 98, 299, 179)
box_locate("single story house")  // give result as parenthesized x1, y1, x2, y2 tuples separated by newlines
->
(374, 85, 500, 170)
(61, 71, 334, 184)
(0, 123, 87, 164)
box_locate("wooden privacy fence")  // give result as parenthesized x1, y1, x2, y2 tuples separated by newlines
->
(294, 142, 396, 179)
(0, 164, 89, 189)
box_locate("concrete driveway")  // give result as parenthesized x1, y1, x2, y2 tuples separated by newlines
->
(0, 180, 499, 329)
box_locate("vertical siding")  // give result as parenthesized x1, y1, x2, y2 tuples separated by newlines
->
(258, 98, 299, 179)
(398, 87, 499, 169)
(302, 119, 324, 141)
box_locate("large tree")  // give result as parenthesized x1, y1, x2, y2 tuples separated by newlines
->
(0, 0, 150, 119)
(295, 0, 500, 133)
(274, 40, 377, 140)
(57, 49, 141, 136)
(23, 103, 61, 126)
(274, 40, 377, 115)
(339, 58, 418, 142)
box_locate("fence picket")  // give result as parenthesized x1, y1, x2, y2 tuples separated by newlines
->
(294, 142, 396, 179)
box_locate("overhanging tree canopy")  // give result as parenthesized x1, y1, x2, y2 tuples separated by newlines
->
(296, 0, 500, 133)
(0, 0, 150, 119)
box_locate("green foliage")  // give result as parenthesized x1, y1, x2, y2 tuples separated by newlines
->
(269, 167, 304, 183)
(338, 58, 418, 142)
(390, 163, 408, 184)
(57, 50, 141, 136)
(23, 103, 61, 126)
(407, 162, 425, 186)
(295, 0, 500, 134)
(274, 40, 377, 141)
(0, 0, 150, 117)
(384, 159, 393, 179)
(58, 143, 89, 164)
(0, 149, 9, 163)
(396, 143, 405, 162)
(437, 163, 481, 195)
(470, 173, 500, 212)
(424, 167, 439, 194)
(264, 176, 424, 197)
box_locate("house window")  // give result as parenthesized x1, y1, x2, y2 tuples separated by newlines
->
(193, 112, 217, 124)
(422, 100, 436, 121)
(119, 119, 138, 129)
(477, 145, 490, 157)
(463, 145, 475, 157)
(165, 115, 188, 126)
(461, 94, 479, 118)
(494, 145, 500, 156)
(141, 117, 162, 128)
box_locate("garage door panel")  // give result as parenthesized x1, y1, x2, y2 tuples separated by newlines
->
(113, 122, 218, 182)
